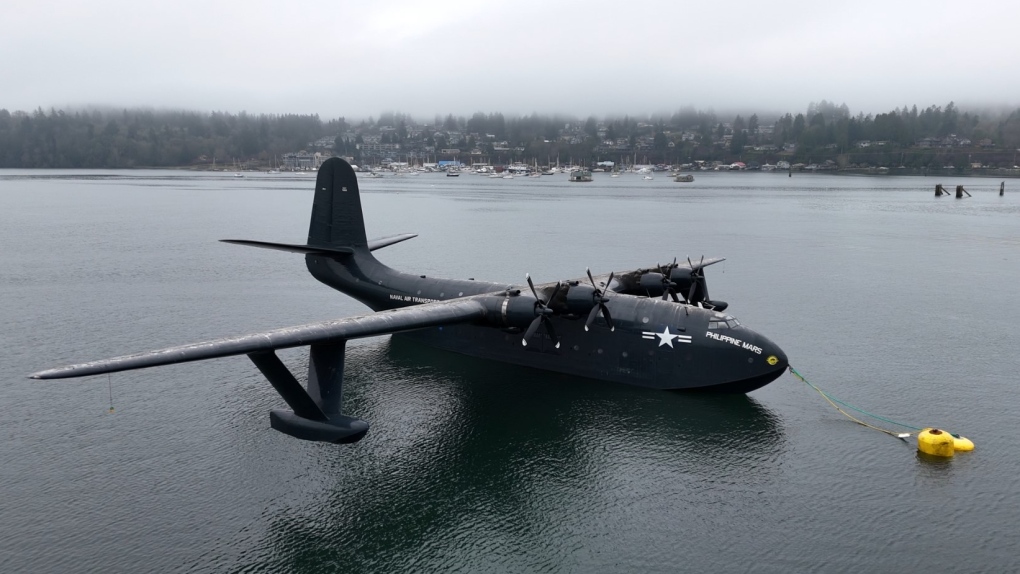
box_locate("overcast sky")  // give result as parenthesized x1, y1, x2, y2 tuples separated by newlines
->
(3, 0, 1018, 120)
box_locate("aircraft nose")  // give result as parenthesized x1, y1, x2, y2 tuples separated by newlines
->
(699, 325, 788, 393)
(754, 332, 788, 372)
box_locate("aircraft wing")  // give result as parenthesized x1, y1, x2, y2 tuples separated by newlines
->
(30, 298, 487, 380)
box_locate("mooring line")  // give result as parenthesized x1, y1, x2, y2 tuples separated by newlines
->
(788, 366, 919, 437)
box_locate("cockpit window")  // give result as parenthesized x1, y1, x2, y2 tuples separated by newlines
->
(708, 315, 741, 329)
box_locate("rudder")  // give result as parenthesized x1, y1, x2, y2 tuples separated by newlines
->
(308, 158, 368, 250)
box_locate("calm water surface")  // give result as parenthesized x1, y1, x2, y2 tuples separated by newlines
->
(1, 170, 1018, 572)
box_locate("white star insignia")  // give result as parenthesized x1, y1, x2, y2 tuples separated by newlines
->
(656, 326, 677, 348)
(642, 327, 693, 348)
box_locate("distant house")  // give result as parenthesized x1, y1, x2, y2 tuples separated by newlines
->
(281, 152, 323, 169)
(315, 137, 336, 149)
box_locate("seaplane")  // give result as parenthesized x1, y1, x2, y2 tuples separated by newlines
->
(31, 158, 789, 444)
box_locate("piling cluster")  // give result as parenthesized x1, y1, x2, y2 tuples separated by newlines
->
(935, 182, 1005, 198)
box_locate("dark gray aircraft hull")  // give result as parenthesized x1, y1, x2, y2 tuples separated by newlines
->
(307, 253, 788, 393)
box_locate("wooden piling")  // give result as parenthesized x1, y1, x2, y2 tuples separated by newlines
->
(1001, 181, 1005, 196)
(935, 184, 945, 197)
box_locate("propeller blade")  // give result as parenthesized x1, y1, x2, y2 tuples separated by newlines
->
(602, 304, 615, 331)
(542, 316, 560, 349)
(585, 304, 601, 331)
(526, 273, 539, 301)
(548, 281, 562, 305)
(522, 315, 542, 346)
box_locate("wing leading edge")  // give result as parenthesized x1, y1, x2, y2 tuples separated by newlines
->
(30, 298, 487, 380)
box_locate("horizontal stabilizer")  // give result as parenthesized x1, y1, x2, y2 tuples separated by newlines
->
(31, 298, 487, 380)
(220, 239, 354, 256)
(367, 233, 418, 251)
(222, 234, 417, 255)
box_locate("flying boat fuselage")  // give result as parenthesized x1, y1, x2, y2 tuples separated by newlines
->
(307, 253, 787, 393)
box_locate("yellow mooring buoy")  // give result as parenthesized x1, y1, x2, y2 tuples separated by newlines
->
(917, 428, 956, 457)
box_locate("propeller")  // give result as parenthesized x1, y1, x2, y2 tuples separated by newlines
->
(685, 256, 707, 304)
(522, 274, 561, 348)
(584, 268, 615, 332)
(669, 255, 726, 311)
(657, 258, 681, 302)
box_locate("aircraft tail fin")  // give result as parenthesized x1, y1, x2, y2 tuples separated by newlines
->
(308, 158, 368, 250)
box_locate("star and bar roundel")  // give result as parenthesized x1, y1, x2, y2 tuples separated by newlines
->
(641, 327, 692, 348)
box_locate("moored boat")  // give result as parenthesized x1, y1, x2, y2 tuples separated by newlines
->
(569, 169, 593, 182)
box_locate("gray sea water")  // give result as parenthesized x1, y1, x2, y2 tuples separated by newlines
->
(2, 169, 1018, 573)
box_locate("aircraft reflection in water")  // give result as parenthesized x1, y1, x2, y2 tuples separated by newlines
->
(254, 343, 785, 571)
(32, 158, 788, 444)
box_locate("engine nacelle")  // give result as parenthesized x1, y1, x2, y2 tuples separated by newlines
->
(670, 268, 709, 304)
(563, 283, 599, 315)
(639, 272, 669, 297)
